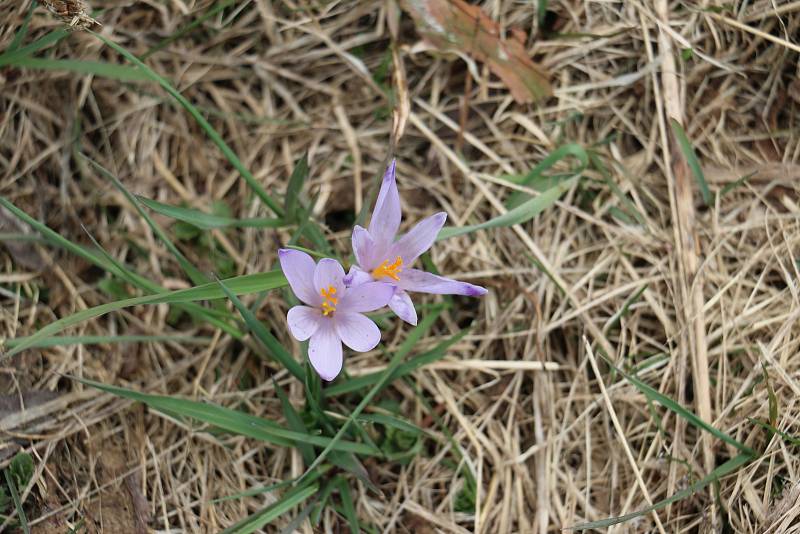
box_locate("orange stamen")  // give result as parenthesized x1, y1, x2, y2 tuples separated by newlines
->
(320, 285, 338, 316)
(372, 256, 403, 281)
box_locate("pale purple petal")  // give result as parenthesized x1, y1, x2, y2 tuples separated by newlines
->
(278, 249, 321, 306)
(339, 281, 394, 313)
(388, 290, 417, 325)
(308, 322, 343, 381)
(396, 268, 488, 296)
(367, 159, 401, 250)
(335, 312, 382, 352)
(313, 258, 346, 295)
(286, 305, 322, 341)
(344, 265, 373, 288)
(352, 225, 380, 270)
(389, 212, 447, 264)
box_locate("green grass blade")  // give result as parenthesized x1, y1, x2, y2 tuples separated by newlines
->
(588, 152, 647, 226)
(3, 469, 29, 534)
(216, 277, 304, 380)
(762, 363, 778, 427)
(607, 357, 755, 455)
(82, 155, 210, 286)
(213, 469, 329, 503)
(0, 196, 240, 335)
(669, 119, 711, 206)
(220, 482, 318, 534)
(5, 270, 286, 358)
(81, 223, 241, 336)
(89, 31, 283, 216)
(284, 154, 309, 221)
(274, 381, 315, 465)
(138, 196, 283, 230)
(334, 478, 360, 533)
(503, 143, 588, 209)
(567, 453, 753, 530)
(0, 196, 241, 337)
(0, 29, 70, 66)
(4, 334, 209, 349)
(359, 413, 424, 435)
(299, 306, 446, 479)
(750, 418, 800, 447)
(277, 499, 317, 534)
(437, 177, 578, 240)
(3, 57, 148, 80)
(324, 326, 466, 397)
(7, 1, 37, 53)
(76, 378, 376, 454)
(141, 0, 237, 59)
(719, 171, 756, 197)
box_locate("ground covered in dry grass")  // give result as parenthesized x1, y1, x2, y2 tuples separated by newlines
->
(2, 1, 800, 532)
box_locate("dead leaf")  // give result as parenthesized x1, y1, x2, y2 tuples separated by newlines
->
(400, 0, 552, 103)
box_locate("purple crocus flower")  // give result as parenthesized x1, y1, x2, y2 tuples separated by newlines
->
(346, 160, 487, 326)
(278, 249, 394, 381)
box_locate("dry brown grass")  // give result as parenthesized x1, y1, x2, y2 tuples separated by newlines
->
(2, 0, 800, 532)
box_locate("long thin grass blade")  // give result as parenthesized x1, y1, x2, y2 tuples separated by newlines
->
(220, 483, 318, 534)
(138, 196, 283, 229)
(437, 177, 578, 240)
(216, 277, 304, 380)
(89, 31, 283, 216)
(76, 378, 376, 454)
(5, 271, 286, 358)
(567, 453, 753, 530)
(670, 119, 711, 206)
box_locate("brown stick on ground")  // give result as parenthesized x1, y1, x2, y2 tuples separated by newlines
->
(654, 0, 714, 490)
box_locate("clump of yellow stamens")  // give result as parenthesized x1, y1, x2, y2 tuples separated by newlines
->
(372, 256, 403, 281)
(320, 285, 338, 316)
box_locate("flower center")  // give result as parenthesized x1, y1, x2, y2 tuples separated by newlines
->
(320, 285, 338, 316)
(372, 256, 403, 281)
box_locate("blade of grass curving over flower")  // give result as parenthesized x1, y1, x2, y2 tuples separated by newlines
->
(75, 377, 376, 454)
(5, 270, 286, 358)
(138, 196, 284, 230)
(89, 31, 283, 216)
(670, 118, 711, 206)
(216, 277, 304, 380)
(220, 483, 318, 534)
(299, 306, 445, 479)
(82, 155, 210, 286)
(437, 176, 577, 240)
(567, 453, 753, 530)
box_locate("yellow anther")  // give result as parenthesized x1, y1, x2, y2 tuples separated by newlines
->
(320, 285, 338, 315)
(372, 256, 403, 281)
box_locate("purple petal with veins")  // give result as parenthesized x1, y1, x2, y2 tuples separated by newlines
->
(389, 211, 447, 264)
(335, 311, 382, 352)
